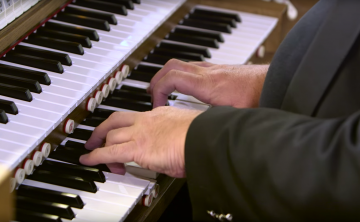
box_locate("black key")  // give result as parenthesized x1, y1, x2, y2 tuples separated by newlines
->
(192, 8, 241, 22)
(65, 140, 88, 150)
(158, 42, 211, 58)
(54, 12, 110, 31)
(16, 208, 62, 222)
(3, 52, 64, 73)
(152, 48, 205, 61)
(66, 6, 117, 24)
(0, 109, 8, 124)
(110, 89, 151, 102)
(120, 85, 148, 93)
(45, 22, 99, 41)
(97, 0, 134, 9)
(81, 117, 105, 127)
(180, 18, 232, 33)
(173, 27, 224, 43)
(0, 99, 18, 114)
(17, 185, 84, 209)
(25, 35, 84, 55)
(28, 169, 98, 193)
(0, 73, 42, 93)
(68, 128, 93, 141)
(132, 0, 140, 3)
(92, 108, 115, 119)
(134, 64, 162, 74)
(15, 45, 72, 66)
(0, 64, 51, 85)
(0, 83, 32, 102)
(102, 97, 152, 111)
(49, 147, 110, 172)
(36, 28, 92, 48)
(56, 145, 91, 155)
(127, 70, 154, 82)
(188, 13, 237, 28)
(143, 53, 188, 65)
(16, 195, 75, 219)
(165, 32, 219, 48)
(39, 160, 106, 182)
(73, 0, 127, 16)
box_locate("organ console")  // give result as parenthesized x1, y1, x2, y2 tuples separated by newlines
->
(0, 0, 286, 221)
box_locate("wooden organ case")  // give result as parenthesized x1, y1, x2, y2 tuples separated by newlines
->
(0, 0, 286, 221)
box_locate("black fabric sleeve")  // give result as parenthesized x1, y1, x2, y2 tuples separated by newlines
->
(185, 106, 360, 222)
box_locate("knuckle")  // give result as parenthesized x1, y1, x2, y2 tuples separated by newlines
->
(108, 111, 120, 120)
(109, 144, 121, 157)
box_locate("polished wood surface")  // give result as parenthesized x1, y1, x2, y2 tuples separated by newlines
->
(0, 165, 13, 221)
(0, 0, 69, 55)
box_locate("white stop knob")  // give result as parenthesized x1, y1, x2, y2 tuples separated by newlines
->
(151, 184, 160, 198)
(114, 71, 123, 84)
(121, 64, 130, 79)
(86, 97, 96, 112)
(94, 90, 104, 104)
(14, 168, 25, 184)
(23, 159, 34, 175)
(142, 193, 153, 207)
(40, 142, 51, 158)
(32, 151, 43, 166)
(257, 45, 265, 58)
(64, 119, 75, 134)
(107, 77, 117, 91)
(101, 84, 110, 98)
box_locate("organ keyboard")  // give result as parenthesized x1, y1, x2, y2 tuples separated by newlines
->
(0, 0, 285, 221)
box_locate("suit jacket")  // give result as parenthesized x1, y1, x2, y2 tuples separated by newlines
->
(185, 0, 360, 221)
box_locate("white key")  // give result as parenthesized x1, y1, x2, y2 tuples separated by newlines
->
(0, 61, 93, 93)
(32, 91, 76, 108)
(103, 172, 149, 190)
(0, 120, 46, 141)
(72, 208, 121, 222)
(97, 105, 134, 113)
(41, 85, 86, 101)
(0, 106, 54, 131)
(23, 179, 140, 208)
(94, 181, 144, 199)
(0, 94, 69, 115)
(19, 42, 118, 66)
(0, 139, 29, 155)
(0, 129, 38, 149)
(169, 100, 209, 111)
(0, 149, 22, 168)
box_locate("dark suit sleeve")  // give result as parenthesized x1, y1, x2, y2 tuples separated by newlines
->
(185, 106, 360, 222)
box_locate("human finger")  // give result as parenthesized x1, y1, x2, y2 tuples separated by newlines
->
(189, 61, 216, 67)
(105, 127, 133, 147)
(85, 112, 137, 150)
(149, 59, 202, 94)
(152, 69, 203, 107)
(80, 141, 136, 166)
(106, 163, 126, 175)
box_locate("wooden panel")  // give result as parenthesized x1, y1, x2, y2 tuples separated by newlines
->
(0, 165, 13, 221)
(0, 0, 69, 55)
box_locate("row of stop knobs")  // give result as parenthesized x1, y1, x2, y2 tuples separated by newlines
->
(12, 65, 130, 191)
(64, 64, 130, 134)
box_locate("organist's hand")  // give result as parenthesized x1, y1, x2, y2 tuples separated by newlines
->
(79, 106, 202, 178)
(148, 59, 268, 108)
